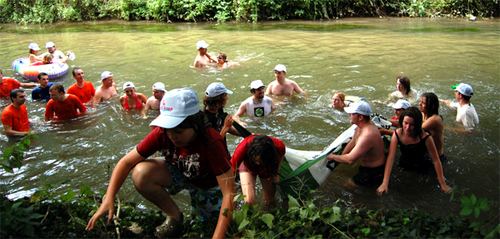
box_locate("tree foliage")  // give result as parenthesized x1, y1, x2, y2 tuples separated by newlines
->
(0, 0, 498, 23)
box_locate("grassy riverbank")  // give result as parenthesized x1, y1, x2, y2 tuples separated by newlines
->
(0, 0, 498, 24)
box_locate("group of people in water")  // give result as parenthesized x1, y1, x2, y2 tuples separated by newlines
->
(1, 39, 480, 238)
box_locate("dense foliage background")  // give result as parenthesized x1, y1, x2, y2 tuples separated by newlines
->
(0, 0, 498, 23)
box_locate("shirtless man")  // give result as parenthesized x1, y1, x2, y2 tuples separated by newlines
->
(193, 40, 217, 68)
(326, 101, 386, 186)
(43, 41, 69, 63)
(94, 71, 117, 104)
(265, 64, 307, 97)
(141, 82, 166, 119)
(419, 92, 445, 158)
(233, 80, 276, 127)
(67, 68, 95, 107)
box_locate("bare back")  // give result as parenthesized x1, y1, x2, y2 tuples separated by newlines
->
(423, 114, 444, 156)
(348, 123, 386, 168)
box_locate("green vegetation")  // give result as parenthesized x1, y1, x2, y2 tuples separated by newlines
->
(1, 135, 499, 238)
(0, 0, 498, 24)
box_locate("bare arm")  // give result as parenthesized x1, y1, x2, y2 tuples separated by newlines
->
(265, 84, 272, 96)
(233, 102, 247, 127)
(439, 98, 453, 108)
(119, 96, 126, 107)
(326, 131, 372, 165)
(219, 114, 233, 138)
(20, 82, 38, 88)
(376, 131, 399, 195)
(292, 82, 308, 97)
(212, 169, 236, 239)
(270, 98, 277, 111)
(425, 136, 450, 192)
(3, 124, 31, 137)
(86, 149, 146, 230)
(141, 100, 153, 119)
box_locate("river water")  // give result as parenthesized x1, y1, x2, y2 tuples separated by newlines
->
(0, 18, 498, 217)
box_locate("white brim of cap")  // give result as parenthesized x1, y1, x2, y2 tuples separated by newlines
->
(226, 89, 233, 94)
(149, 115, 187, 129)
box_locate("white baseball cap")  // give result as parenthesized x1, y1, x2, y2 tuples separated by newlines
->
(205, 82, 233, 98)
(45, 41, 55, 48)
(196, 40, 210, 49)
(344, 101, 372, 116)
(150, 88, 200, 129)
(152, 82, 166, 92)
(452, 83, 473, 97)
(28, 43, 41, 51)
(122, 81, 135, 90)
(392, 99, 412, 110)
(273, 64, 287, 72)
(250, 80, 265, 90)
(101, 71, 113, 80)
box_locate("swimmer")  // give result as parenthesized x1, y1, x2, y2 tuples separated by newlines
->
(67, 68, 95, 106)
(32, 72, 55, 101)
(379, 99, 411, 136)
(0, 69, 38, 98)
(203, 82, 240, 140)
(193, 40, 217, 68)
(216, 53, 235, 69)
(1, 89, 35, 136)
(439, 83, 479, 131)
(94, 71, 117, 104)
(265, 64, 308, 97)
(119, 82, 147, 110)
(141, 82, 166, 119)
(376, 107, 450, 195)
(42, 54, 53, 64)
(374, 76, 417, 105)
(329, 92, 351, 110)
(419, 92, 445, 158)
(326, 101, 387, 187)
(233, 80, 276, 127)
(45, 83, 87, 121)
(42, 41, 70, 63)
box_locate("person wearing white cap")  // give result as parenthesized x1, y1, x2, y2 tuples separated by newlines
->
(326, 101, 387, 187)
(203, 82, 240, 141)
(194, 40, 217, 68)
(234, 80, 276, 127)
(43, 41, 69, 63)
(379, 99, 412, 136)
(119, 81, 147, 110)
(419, 92, 445, 159)
(86, 88, 236, 239)
(439, 83, 479, 130)
(93, 71, 117, 104)
(141, 82, 166, 119)
(265, 64, 308, 97)
(67, 68, 95, 107)
(28, 43, 43, 64)
(376, 107, 450, 196)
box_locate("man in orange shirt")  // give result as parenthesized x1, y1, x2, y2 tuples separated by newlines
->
(45, 83, 87, 121)
(67, 68, 95, 107)
(1, 89, 34, 136)
(0, 69, 38, 98)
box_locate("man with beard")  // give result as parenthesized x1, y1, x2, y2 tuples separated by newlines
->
(43, 41, 69, 63)
(266, 64, 308, 97)
(233, 80, 276, 127)
(193, 40, 217, 68)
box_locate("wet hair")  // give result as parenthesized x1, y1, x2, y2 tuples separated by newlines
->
(72, 67, 82, 77)
(203, 93, 226, 112)
(246, 135, 280, 176)
(333, 92, 345, 102)
(29, 49, 37, 54)
(421, 92, 439, 117)
(461, 93, 472, 102)
(42, 54, 53, 64)
(38, 72, 49, 81)
(0, 69, 3, 75)
(218, 53, 227, 62)
(399, 107, 423, 139)
(10, 89, 24, 102)
(362, 114, 370, 122)
(397, 76, 411, 95)
(49, 83, 65, 93)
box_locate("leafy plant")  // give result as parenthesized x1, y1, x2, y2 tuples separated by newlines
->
(1, 133, 38, 173)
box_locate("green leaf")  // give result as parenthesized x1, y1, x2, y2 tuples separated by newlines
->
(474, 207, 480, 218)
(233, 193, 246, 202)
(238, 218, 249, 231)
(460, 196, 471, 205)
(79, 185, 93, 196)
(28, 213, 45, 220)
(361, 227, 371, 236)
(478, 198, 490, 211)
(288, 195, 300, 210)
(261, 213, 273, 229)
(61, 189, 76, 202)
(12, 201, 23, 209)
(460, 205, 473, 216)
(470, 194, 477, 205)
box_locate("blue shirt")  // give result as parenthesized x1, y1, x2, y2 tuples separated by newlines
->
(32, 82, 55, 101)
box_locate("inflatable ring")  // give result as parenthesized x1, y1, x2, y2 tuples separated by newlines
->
(12, 57, 69, 81)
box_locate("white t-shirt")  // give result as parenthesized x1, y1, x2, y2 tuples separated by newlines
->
(451, 102, 479, 129)
(244, 96, 273, 117)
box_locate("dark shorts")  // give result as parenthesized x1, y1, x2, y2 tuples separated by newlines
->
(399, 153, 447, 174)
(352, 164, 385, 187)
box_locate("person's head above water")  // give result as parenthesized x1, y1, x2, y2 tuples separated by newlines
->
(204, 82, 233, 111)
(150, 88, 200, 129)
(452, 83, 474, 102)
(396, 76, 411, 95)
(246, 135, 280, 176)
(398, 107, 423, 139)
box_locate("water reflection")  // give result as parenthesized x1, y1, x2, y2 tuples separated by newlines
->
(0, 18, 498, 217)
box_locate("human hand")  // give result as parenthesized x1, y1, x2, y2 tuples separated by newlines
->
(441, 184, 451, 193)
(224, 115, 233, 128)
(85, 199, 115, 230)
(376, 184, 388, 196)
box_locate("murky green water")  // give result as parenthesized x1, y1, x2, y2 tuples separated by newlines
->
(1, 18, 499, 216)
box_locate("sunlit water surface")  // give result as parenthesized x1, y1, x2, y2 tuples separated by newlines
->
(0, 18, 498, 217)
